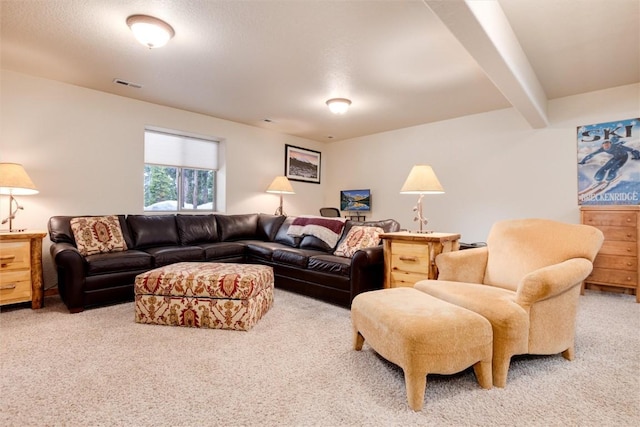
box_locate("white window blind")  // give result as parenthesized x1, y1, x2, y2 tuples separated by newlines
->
(144, 130, 218, 169)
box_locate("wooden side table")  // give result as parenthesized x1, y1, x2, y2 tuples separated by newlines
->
(0, 231, 47, 309)
(380, 231, 460, 288)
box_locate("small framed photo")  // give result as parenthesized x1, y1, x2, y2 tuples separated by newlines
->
(285, 144, 321, 184)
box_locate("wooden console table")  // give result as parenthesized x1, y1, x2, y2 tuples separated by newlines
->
(0, 231, 47, 309)
(380, 231, 460, 288)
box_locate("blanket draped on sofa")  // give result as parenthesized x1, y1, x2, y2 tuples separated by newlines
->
(287, 215, 347, 247)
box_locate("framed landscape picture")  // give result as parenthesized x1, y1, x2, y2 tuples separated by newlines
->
(285, 144, 321, 184)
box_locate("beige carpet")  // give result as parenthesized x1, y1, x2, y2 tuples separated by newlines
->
(1, 288, 638, 426)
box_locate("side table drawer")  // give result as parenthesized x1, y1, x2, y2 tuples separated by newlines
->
(0, 270, 32, 304)
(0, 241, 31, 271)
(390, 242, 429, 274)
(390, 271, 429, 288)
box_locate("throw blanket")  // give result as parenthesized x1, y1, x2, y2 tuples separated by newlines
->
(287, 215, 347, 248)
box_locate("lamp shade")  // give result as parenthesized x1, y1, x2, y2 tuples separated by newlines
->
(400, 165, 444, 194)
(0, 163, 38, 195)
(266, 176, 295, 194)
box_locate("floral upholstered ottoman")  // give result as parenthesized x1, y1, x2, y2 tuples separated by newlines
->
(134, 262, 274, 331)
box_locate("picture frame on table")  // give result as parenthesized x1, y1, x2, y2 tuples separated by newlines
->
(285, 144, 321, 184)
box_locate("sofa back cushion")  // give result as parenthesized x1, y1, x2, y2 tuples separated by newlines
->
(273, 217, 301, 247)
(176, 214, 218, 245)
(48, 215, 133, 249)
(258, 214, 286, 241)
(216, 214, 259, 241)
(127, 215, 179, 249)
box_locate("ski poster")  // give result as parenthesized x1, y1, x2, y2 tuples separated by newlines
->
(577, 118, 640, 205)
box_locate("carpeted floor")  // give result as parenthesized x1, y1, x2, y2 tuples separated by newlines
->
(1, 288, 638, 426)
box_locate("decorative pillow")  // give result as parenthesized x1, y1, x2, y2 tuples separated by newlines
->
(333, 226, 384, 258)
(70, 215, 128, 256)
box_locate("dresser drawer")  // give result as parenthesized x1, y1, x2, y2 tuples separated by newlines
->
(0, 241, 31, 271)
(582, 211, 637, 227)
(0, 270, 32, 304)
(593, 254, 637, 271)
(587, 267, 637, 287)
(598, 240, 638, 257)
(390, 242, 430, 274)
(596, 225, 637, 242)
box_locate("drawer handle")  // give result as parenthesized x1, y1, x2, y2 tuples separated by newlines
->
(627, 248, 632, 252)
(0, 284, 17, 290)
(627, 262, 633, 266)
(0, 254, 16, 267)
(627, 277, 632, 282)
(399, 256, 419, 262)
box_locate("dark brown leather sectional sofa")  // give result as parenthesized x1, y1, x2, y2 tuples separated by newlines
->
(48, 213, 400, 313)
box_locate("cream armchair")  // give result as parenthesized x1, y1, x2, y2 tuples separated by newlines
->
(414, 218, 604, 387)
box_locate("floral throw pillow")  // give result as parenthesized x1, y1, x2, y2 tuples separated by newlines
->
(70, 216, 128, 256)
(333, 226, 384, 258)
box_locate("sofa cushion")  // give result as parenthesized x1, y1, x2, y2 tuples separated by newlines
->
(271, 248, 327, 268)
(143, 246, 204, 267)
(198, 242, 247, 260)
(308, 254, 351, 276)
(334, 226, 384, 258)
(86, 250, 153, 275)
(273, 217, 301, 247)
(216, 214, 259, 241)
(70, 215, 129, 256)
(258, 214, 286, 241)
(176, 214, 218, 245)
(127, 215, 179, 249)
(299, 235, 334, 252)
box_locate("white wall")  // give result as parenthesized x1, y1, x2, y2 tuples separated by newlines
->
(3, 69, 638, 289)
(0, 71, 324, 287)
(323, 83, 640, 243)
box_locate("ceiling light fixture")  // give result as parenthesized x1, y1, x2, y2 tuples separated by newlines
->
(326, 98, 352, 114)
(126, 15, 175, 49)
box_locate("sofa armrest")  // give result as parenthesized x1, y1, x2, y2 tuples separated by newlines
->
(436, 247, 488, 283)
(350, 246, 385, 300)
(516, 258, 593, 307)
(49, 242, 87, 312)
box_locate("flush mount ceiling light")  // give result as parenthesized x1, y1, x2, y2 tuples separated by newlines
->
(326, 98, 352, 114)
(126, 15, 175, 48)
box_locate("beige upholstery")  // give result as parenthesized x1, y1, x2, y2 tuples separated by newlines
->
(351, 287, 493, 411)
(414, 218, 604, 387)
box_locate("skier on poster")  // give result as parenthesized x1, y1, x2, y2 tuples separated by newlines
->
(578, 137, 640, 195)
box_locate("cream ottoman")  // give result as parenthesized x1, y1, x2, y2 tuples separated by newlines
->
(135, 262, 274, 331)
(351, 287, 493, 411)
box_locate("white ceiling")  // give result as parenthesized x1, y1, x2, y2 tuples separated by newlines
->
(1, 0, 638, 142)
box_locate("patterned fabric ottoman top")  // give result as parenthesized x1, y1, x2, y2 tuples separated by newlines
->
(135, 262, 273, 300)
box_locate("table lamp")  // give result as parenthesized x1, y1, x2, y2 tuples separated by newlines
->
(266, 176, 295, 216)
(400, 165, 444, 233)
(0, 163, 39, 232)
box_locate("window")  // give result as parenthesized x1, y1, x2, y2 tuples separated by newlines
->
(144, 129, 218, 212)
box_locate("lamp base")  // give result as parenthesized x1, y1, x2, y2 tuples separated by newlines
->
(0, 228, 27, 233)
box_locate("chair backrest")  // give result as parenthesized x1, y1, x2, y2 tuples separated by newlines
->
(483, 218, 604, 291)
(319, 207, 341, 217)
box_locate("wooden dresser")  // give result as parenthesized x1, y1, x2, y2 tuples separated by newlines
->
(580, 205, 639, 302)
(0, 231, 47, 309)
(380, 231, 460, 288)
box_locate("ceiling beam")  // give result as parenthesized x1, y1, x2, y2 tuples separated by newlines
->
(425, 0, 549, 128)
